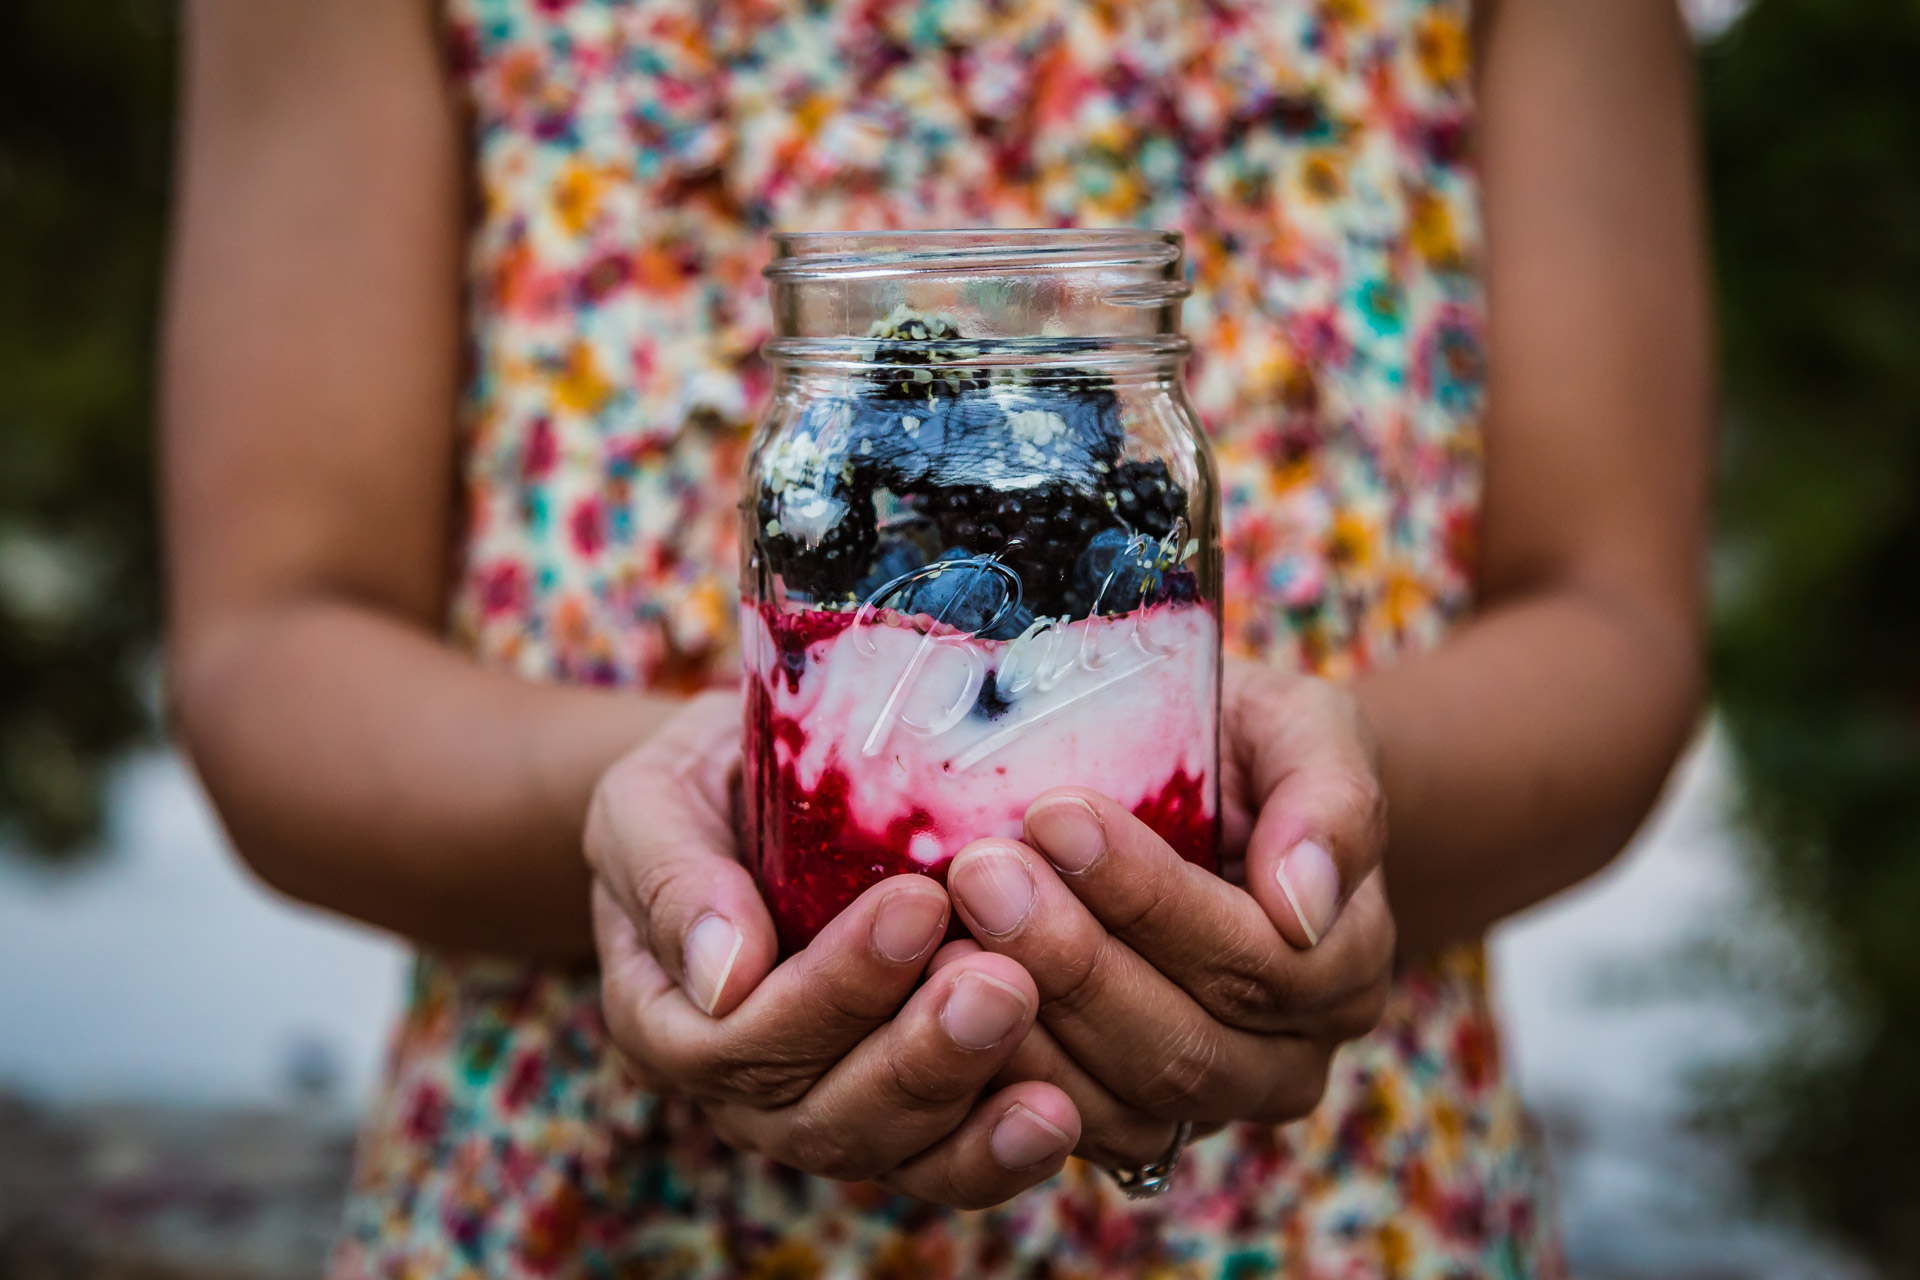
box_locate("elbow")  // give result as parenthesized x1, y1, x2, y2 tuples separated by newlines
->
(1587, 593, 1710, 879)
(164, 612, 305, 899)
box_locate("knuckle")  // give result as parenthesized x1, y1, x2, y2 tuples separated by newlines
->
(629, 860, 687, 937)
(1202, 943, 1295, 1028)
(1104, 860, 1180, 938)
(1038, 941, 1106, 1018)
(700, 1045, 818, 1107)
(1134, 1026, 1224, 1118)
(921, 1161, 992, 1211)
(1205, 968, 1284, 1030)
(1329, 771, 1385, 838)
(884, 1042, 974, 1111)
(779, 1110, 870, 1182)
(811, 972, 894, 1027)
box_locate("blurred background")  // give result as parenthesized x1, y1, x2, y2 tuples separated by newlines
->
(2, 0, 1916, 1275)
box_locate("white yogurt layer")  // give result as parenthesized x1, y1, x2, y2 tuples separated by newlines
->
(746, 604, 1218, 858)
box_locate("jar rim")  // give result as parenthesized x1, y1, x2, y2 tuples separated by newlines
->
(764, 227, 1186, 281)
(762, 333, 1191, 372)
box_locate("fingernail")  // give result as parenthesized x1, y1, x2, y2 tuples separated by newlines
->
(684, 914, 744, 1015)
(1027, 797, 1105, 874)
(990, 1103, 1072, 1170)
(872, 888, 947, 963)
(941, 972, 1031, 1050)
(949, 847, 1037, 937)
(1276, 840, 1341, 947)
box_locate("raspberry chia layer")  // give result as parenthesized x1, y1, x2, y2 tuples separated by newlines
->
(744, 601, 1219, 952)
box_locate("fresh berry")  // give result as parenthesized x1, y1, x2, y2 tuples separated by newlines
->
(757, 482, 877, 601)
(1151, 565, 1202, 606)
(1075, 527, 1164, 614)
(972, 668, 1017, 720)
(865, 306, 990, 399)
(999, 383, 1125, 477)
(854, 535, 930, 607)
(1108, 458, 1185, 538)
(903, 549, 1021, 635)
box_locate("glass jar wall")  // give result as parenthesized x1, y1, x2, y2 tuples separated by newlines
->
(741, 230, 1222, 954)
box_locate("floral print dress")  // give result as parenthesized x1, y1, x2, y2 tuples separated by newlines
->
(332, 0, 1565, 1276)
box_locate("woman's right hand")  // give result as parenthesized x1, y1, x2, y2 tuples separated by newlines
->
(585, 691, 1082, 1208)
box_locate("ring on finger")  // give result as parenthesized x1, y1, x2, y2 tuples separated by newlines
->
(1105, 1121, 1193, 1200)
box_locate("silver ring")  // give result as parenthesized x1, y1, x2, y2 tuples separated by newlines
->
(1105, 1121, 1193, 1200)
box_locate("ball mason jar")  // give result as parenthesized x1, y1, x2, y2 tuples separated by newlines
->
(741, 229, 1222, 954)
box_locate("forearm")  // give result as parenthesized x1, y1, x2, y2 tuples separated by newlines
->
(1357, 582, 1701, 957)
(172, 597, 686, 957)
(1358, 0, 1713, 956)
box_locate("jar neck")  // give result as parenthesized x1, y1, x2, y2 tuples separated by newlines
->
(764, 335, 1191, 392)
(763, 229, 1191, 344)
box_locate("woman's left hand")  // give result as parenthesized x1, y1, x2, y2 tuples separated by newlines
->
(935, 658, 1397, 1170)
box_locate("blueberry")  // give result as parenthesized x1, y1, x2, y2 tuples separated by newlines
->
(854, 536, 929, 607)
(906, 550, 1017, 634)
(844, 400, 937, 487)
(1075, 527, 1162, 613)
(980, 602, 1034, 642)
(922, 394, 1012, 487)
(972, 668, 1017, 720)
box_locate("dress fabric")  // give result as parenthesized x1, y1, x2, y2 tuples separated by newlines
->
(333, 0, 1566, 1275)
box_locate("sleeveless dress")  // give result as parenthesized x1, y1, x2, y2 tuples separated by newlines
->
(333, 0, 1566, 1275)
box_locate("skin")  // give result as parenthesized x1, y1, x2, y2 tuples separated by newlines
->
(164, 0, 1710, 1209)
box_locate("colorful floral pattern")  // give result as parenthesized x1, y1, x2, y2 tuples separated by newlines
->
(334, 0, 1564, 1274)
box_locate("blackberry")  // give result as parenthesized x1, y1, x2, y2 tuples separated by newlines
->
(1151, 565, 1202, 606)
(757, 482, 877, 601)
(864, 306, 990, 399)
(1108, 458, 1186, 539)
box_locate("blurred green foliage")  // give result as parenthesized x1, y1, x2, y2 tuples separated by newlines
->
(1703, 0, 1920, 1265)
(0, 0, 173, 854)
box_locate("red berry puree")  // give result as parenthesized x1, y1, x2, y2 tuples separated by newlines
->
(744, 601, 1219, 954)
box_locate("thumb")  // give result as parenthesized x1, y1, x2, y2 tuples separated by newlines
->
(1229, 675, 1387, 950)
(584, 692, 776, 1016)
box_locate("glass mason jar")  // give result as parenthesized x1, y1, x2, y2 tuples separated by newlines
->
(741, 229, 1222, 954)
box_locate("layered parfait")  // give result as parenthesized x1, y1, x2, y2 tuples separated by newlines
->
(744, 308, 1220, 953)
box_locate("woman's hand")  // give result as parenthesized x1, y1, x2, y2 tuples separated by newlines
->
(937, 659, 1396, 1169)
(586, 692, 1084, 1208)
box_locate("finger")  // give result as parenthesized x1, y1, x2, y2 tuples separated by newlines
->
(1226, 673, 1388, 949)
(930, 939, 1182, 1166)
(1022, 789, 1328, 1033)
(608, 873, 952, 1104)
(877, 1081, 1080, 1210)
(706, 952, 1044, 1183)
(947, 838, 1278, 1122)
(585, 690, 774, 1016)
(991, 1020, 1180, 1168)
(592, 880, 679, 1095)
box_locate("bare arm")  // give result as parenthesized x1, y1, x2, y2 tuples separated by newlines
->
(1360, 0, 1714, 956)
(162, 0, 678, 957)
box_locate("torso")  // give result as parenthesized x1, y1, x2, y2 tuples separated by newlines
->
(332, 0, 1563, 1274)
